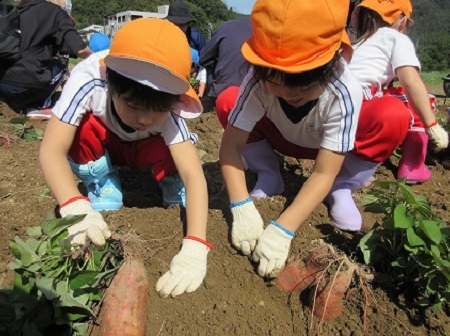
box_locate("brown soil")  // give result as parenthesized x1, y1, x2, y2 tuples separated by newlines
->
(1, 84, 449, 336)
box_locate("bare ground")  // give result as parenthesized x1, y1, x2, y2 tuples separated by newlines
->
(0, 84, 449, 335)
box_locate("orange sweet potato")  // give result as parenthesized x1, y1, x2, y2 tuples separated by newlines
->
(276, 259, 325, 292)
(309, 266, 356, 321)
(97, 258, 149, 336)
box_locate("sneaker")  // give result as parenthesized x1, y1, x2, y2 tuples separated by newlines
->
(158, 175, 186, 207)
(25, 108, 53, 120)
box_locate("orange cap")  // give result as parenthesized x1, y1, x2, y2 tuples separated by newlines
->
(241, 0, 351, 73)
(104, 18, 201, 116)
(357, 0, 414, 26)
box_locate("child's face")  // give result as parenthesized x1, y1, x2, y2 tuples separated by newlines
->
(112, 94, 169, 131)
(264, 77, 325, 107)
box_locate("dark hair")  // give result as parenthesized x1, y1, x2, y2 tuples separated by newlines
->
(352, 7, 390, 44)
(253, 52, 341, 87)
(106, 68, 180, 112)
(252, 52, 341, 88)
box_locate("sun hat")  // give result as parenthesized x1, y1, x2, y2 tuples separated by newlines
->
(241, 0, 352, 73)
(357, 0, 414, 27)
(89, 33, 111, 53)
(165, 1, 194, 25)
(190, 48, 199, 64)
(104, 18, 202, 117)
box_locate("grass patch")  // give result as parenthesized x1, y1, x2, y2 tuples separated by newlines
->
(421, 71, 447, 86)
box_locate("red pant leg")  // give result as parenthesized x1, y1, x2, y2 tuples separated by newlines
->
(68, 113, 177, 181)
(216, 86, 240, 129)
(352, 96, 412, 162)
(384, 86, 436, 129)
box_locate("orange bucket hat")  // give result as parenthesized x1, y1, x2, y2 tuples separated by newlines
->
(241, 0, 352, 73)
(357, 0, 414, 26)
(104, 18, 202, 117)
(357, 0, 414, 27)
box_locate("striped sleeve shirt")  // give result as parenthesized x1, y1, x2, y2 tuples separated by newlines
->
(52, 50, 195, 145)
(228, 60, 362, 153)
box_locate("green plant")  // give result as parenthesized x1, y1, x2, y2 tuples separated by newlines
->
(359, 179, 450, 310)
(9, 116, 43, 141)
(0, 216, 124, 335)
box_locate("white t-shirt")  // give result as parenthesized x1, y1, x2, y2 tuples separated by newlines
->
(53, 50, 197, 145)
(349, 27, 420, 98)
(229, 59, 362, 153)
(196, 65, 207, 83)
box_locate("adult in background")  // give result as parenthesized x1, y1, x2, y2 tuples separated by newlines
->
(199, 16, 252, 112)
(165, 1, 206, 52)
(0, 0, 92, 118)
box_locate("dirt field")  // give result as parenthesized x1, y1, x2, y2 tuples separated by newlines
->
(0, 83, 449, 335)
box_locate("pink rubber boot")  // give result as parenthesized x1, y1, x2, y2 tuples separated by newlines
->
(325, 154, 379, 231)
(242, 139, 285, 199)
(397, 131, 431, 184)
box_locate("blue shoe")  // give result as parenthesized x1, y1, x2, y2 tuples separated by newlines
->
(68, 151, 123, 211)
(87, 167, 123, 211)
(158, 175, 186, 207)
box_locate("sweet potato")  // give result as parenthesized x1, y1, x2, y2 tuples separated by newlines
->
(96, 258, 149, 336)
(276, 259, 325, 292)
(309, 266, 356, 321)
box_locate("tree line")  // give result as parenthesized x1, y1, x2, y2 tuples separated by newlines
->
(72, 0, 450, 72)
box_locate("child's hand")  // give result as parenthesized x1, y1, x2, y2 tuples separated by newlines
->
(230, 198, 264, 255)
(252, 220, 295, 278)
(59, 198, 111, 247)
(425, 121, 448, 151)
(156, 237, 211, 297)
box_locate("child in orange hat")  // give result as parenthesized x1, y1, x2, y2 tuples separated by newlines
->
(217, 0, 412, 278)
(39, 18, 211, 297)
(348, 0, 448, 184)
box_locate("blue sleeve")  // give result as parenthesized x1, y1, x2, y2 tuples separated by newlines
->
(189, 28, 206, 52)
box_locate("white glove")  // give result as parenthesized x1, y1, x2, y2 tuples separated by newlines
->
(252, 220, 295, 278)
(156, 237, 211, 297)
(59, 198, 111, 247)
(230, 198, 264, 255)
(425, 121, 448, 151)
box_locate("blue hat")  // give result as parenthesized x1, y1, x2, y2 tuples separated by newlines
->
(190, 48, 199, 64)
(89, 33, 111, 52)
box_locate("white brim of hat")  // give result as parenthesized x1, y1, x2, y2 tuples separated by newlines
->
(104, 57, 190, 95)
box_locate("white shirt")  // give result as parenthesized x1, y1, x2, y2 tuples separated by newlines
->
(229, 60, 362, 153)
(349, 27, 420, 98)
(53, 50, 197, 145)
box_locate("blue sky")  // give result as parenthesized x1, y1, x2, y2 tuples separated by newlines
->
(223, 0, 256, 15)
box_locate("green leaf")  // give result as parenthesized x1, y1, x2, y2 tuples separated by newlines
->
(404, 244, 419, 254)
(36, 277, 60, 300)
(26, 238, 41, 254)
(38, 188, 51, 203)
(9, 236, 39, 266)
(358, 229, 379, 264)
(26, 226, 42, 237)
(9, 116, 27, 125)
(419, 220, 442, 245)
(41, 216, 85, 238)
(8, 259, 23, 270)
(55, 283, 95, 318)
(392, 257, 408, 268)
(393, 204, 414, 229)
(406, 227, 426, 246)
(69, 271, 99, 290)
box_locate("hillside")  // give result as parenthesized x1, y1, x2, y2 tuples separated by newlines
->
(72, 0, 450, 71)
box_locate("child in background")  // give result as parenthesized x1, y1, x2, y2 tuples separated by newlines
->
(88, 32, 111, 52)
(348, 0, 448, 184)
(189, 48, 207, 99)
(217, 0, 412, 278)
(39, 18, 211, 298)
